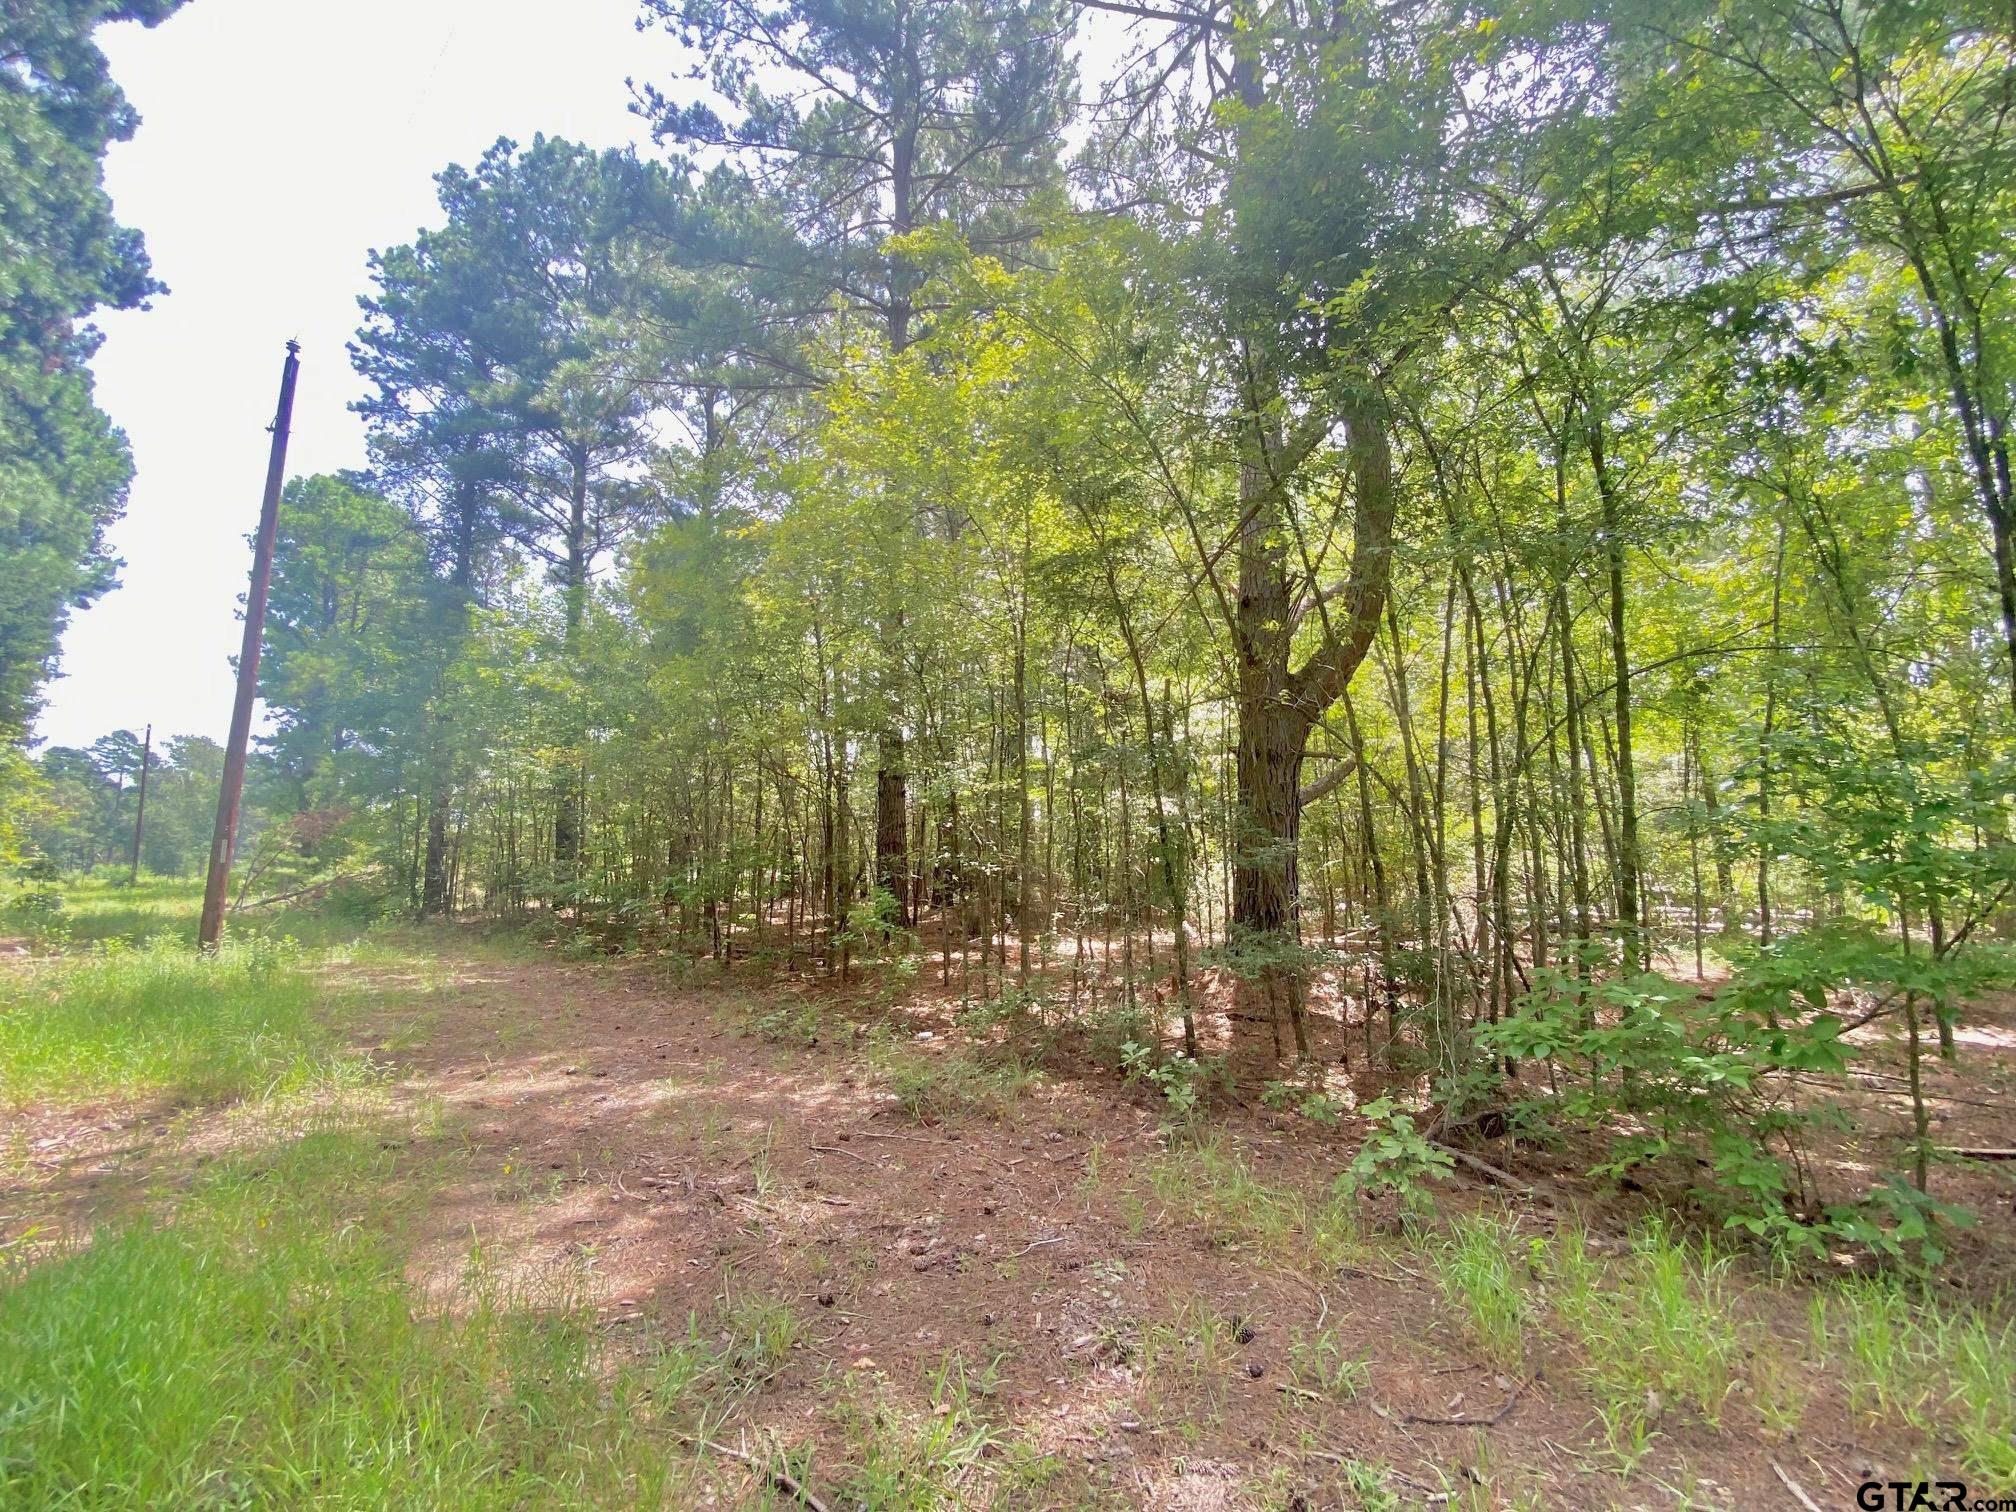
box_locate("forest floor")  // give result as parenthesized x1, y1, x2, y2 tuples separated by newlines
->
(4, 901, 2016, 1508)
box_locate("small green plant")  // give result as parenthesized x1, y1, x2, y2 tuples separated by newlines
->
(1119, 1038, 1211, 1124)
(1286, 1328, 1370, 1400)
(1337, 1098, 1453, 1215)
(834, 886, 918, 965)
(717, 1289, 801, 1388)
(825, 1355, 1006, 1510)
(1260, 1069, 1347, 1126)
(1332, 1457, 1402, 1511)
(867, 1029, 1032, 1122)
(746, 996, 822, 1046)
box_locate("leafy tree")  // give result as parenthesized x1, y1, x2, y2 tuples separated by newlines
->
(0, 0, 184, 734)
(639, 0, 1077, 921)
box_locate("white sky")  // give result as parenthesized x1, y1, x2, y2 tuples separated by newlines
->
(34, 0, 690, 750)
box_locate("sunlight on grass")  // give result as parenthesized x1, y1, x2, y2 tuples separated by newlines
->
(1142, 1136, 1361, 1272)
(0, 937, 334, 1106)
(865, 1027, 1036, 1122)
(1429, 1213, 1530, 1369)
(0, 1129, 710, 1508)
(44, 875, 205, 948)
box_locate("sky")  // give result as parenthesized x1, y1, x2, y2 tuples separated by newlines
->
(33, 0, 691, 750)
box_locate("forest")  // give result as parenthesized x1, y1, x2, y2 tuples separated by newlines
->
(5, 0, 2016, 1506)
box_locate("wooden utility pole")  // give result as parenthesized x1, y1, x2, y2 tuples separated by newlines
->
(199, 341, 301, 949)
(128, 723, 152, 885)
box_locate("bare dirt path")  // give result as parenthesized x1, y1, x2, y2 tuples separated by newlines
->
(12, 938, 2009, 1508)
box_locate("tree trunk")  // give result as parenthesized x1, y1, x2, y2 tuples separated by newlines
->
(421, 789, 450, 918)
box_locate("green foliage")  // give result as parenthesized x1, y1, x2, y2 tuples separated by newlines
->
(1119, 1038, 1212, 1124)
(835, 886, 917, 964)
(1337, 1098, 1454, 1213)
(1, 886, 68, 949)
(1478, 923, 2013, 1265)
(1261, 1070, 1347, 1126)
(0, 0, 186, 735)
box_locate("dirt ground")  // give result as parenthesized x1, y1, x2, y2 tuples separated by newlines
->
(8, 935, 2015, 1509)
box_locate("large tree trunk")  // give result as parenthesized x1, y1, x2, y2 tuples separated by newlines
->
(874, 729, 909, 926)
(1224, 392, 1395, 1073)
(1230, 698, 1311, 1067)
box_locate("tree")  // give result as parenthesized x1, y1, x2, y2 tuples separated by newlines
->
(1673, 0, 2016, 713)
(355, 136, 680, 884)
(0, 0, 185, 734)
(639, 0, 1077, 923)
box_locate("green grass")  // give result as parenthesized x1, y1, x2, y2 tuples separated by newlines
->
(866, 1028, 1036, 1122)
(0, 935, 335, 1105)
(1285, 1327, 1371, 1401)
(1813, 1279, 2016, 1488)
(1546, 1222, 1744, 1462)
(1429, 1213, 1531, 1369)
(818, 1353, 1057, 1510)
(0, 1128, 710, 1508)
(0, 900, 738, 1506)
(1141, 1136, 1361, 1272)
(32, 874, 205, 947)
(8, 872, 403, 954)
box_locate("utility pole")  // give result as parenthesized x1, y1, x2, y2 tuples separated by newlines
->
(128, 723, 152, 885)
(199, 341, 300, 949)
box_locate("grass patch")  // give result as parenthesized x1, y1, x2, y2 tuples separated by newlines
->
(1286, 1327, 1371, 1401)
(1429, 1213, 1531, 1369)
(1142, 1137, 1360, 1272)
(25, 874, 203, 948)
(0, 1129, 707, 1507)
(819, 1353, 1057, 1510)
(866, 1030, 1035, 1122)
(1812, 1279, 2016, 1487)
(0, 936, 336, 1106)
(1541, 1223, 1748, 1470)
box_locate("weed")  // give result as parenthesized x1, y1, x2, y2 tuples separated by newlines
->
(0, 1130, 704, 1507)
(1286, 1328, 1370, 1400)
(718, 1288, 801, 1389)
(1337, 1097, 1453, 1218)
(1332, 1457, 1402, 1511)
(1143, 1137, 1360, 1272)
(1430, 1214, 1530, 1369)
(867, 1029, 1033, 1121)
(824, 1355, 1008, 1510)
(1546, 1222, 1744, 1458)
(1813, 1279, 2016, 1487)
